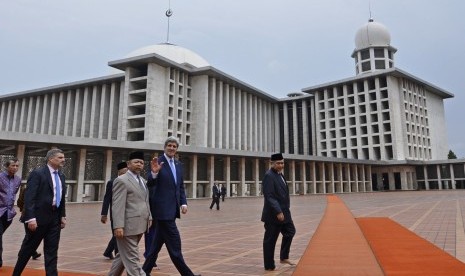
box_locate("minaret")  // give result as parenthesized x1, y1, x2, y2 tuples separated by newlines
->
(351, 18, 397, 75)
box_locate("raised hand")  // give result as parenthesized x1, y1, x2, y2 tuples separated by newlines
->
(151, 157, 164, 173)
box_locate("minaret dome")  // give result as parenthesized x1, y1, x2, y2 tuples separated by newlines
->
(351, 19, 397, 75)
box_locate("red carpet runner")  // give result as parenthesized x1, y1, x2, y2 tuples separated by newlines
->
(357, 217, 465, 275)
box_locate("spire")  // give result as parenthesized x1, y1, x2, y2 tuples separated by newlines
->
(165, 0, 173, 43)
(368, 1, 373, 22)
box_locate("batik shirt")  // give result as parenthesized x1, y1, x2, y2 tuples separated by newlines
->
(0, 171, 21, 221)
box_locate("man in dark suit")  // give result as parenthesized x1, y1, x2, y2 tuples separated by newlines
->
(143, 136, 201, 276)
(100, 161, 128, 260)
(209, 182, 220, 210)
(220, 184, 226, 202)
(261, 153, 296, 271)
(13, 148, 67, 276)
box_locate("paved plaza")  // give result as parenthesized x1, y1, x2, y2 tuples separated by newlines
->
(3, 190, 465, 275)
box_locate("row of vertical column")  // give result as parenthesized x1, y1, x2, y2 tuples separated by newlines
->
(12, 144, 375, 202)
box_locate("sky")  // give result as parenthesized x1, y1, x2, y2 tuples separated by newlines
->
(1, 0, 464, 157)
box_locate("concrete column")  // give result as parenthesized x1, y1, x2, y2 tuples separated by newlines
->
(401, 170, 408, 190)
(388, 171, 395, 191)
(301, 161, 307, 195)
(450, 164, 456, 189)
(367, 165, 372, 192)
(289, 160, 295, 195)
(76, 148, 87, 202)
(423, 166, 429, 190)
(283, 103, 289, 154)
(437, 165, 442, 190)
(191, 155, 198, 198)
(216, 82, 223, 148)
(230, 88, 236, 150)
(329, 163, 334, 193)
(101, 149, 113, 201)
(80, 88, 89, 137)
(292, 101, 298, 154)
(408, 171, 414, 190)
(253, 158, 260, 196)
(224, 85, 230, 149)
(16, 144, 26, 179)
(354, 165, 360, 192)
(208, 155, 214, 197)
(97, 85, 107, 139)
(361, 165, 366, 192)
(320, 162, 326, 194)
(346, 163, 352, 192)
(240, 157, 245, 196)
(302, 100, 309, 155)
(225, 156, 230, 199)
(89, 86, 97, 138)
(337, 163, 343, 193)
(310, 161, 316, 194)
(72, 90, 80, 137)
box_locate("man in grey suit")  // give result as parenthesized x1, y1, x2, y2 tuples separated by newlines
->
(108, 151, 152, 276)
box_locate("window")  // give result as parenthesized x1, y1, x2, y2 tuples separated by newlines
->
(374, 48, 385, 58)
(375, 60, 386, 69)
(361, 49, 370, 60)
(362, 61, 371, 71)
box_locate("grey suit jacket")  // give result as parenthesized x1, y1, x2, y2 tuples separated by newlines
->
(111, 172, 152, 236)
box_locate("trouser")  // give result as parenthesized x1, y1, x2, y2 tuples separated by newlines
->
(0, 213, 13, 265)
(13, 211, 61, 276)
(209, 197, 220, 210)
(263, 221, 296, 270)
(143, 219, 194, 276)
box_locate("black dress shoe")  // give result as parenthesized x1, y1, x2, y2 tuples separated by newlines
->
(32, 252, 42, 260)
(103, 252, 114, 259)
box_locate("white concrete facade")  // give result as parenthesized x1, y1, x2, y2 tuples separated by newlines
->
(0, 20, 459, 202)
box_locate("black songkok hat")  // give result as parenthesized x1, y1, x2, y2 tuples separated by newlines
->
(271, 153, 284, 161)
(128, 151, 144, 161)
(116, 161, 127, 170)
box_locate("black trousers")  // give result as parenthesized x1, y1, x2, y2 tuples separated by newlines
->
(0, 213, 13, 265)
(103, 222, 118, 256)
(143, 219, 194, 276)
(13, 211, 61, 276)
(209, 196, 220, 210)
(263, 221, 296, 270)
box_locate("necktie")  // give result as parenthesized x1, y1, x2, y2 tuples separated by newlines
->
(54, 171, 61, 207)
(137, 175, 145, 190)
(279, 173, 286, 187)
(169, 159, 177, 184)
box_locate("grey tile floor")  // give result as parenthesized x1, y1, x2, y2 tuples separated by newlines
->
(3, 190, 465, 275)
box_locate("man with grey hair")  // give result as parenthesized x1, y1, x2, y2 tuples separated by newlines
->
(143, 136, 201, 276)
(13, 148, 67, 276)
(0, 157, 22, 267)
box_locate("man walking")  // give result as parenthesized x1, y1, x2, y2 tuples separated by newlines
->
(108, 152, 152, 276)
(261, 153, 296, 271)
(0, 157, 22, 267)
(13, 149, 67, 276)
(100, 161, 128, 260)
(209, 182, 220, 210)
(143, 136, 201, 276)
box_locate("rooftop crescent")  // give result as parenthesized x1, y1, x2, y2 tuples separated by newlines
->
(125, 43, 210, 68)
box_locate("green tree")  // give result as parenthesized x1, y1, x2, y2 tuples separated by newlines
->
(448, 150, 457, 159)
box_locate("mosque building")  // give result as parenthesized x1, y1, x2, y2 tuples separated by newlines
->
(0, 18, 464, 202)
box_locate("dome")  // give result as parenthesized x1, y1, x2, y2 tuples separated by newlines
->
(354, 19, 391, 50)
(125, 43, 210, 68)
